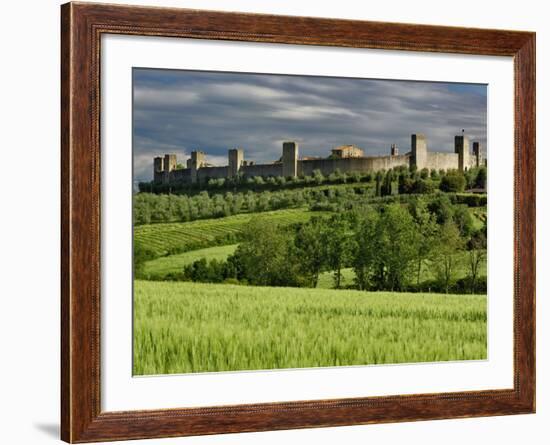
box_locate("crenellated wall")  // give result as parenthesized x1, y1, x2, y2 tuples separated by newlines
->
(151, 134, 486, 185)
(425, 152, 460, 171)
(197, 166, 229, 182)
(299, 154, 410, 177)
(241, 163, 282, 178)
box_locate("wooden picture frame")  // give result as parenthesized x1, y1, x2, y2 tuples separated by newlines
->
(61, 2, 535, 442)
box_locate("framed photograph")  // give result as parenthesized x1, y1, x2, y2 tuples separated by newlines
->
(61, 2, 535, 442)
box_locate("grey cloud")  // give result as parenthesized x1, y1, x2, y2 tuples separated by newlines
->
(133, 69, 486, 181)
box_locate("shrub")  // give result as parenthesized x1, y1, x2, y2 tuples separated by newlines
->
(439, 174, 466, 192)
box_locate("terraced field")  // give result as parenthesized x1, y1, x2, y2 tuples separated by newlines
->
(135, 208, 325, 256)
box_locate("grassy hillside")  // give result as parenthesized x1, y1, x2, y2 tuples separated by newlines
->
(470, 207, 487, 230)
(142, 243, 486, 287)
(135, 208, 325, 256)
(143, 244, 239, 277)
(133, 280, 487, 375)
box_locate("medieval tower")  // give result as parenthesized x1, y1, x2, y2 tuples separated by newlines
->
(282, 142, 299, 178)
(162, 154, 176, 184)
(410, 134, 428, 170)
(455, 135, 470, 172)
(151, 132, 485, 186)
(473, 141, 485, 167)
(190, 151, 206, 184)
(228, 148, 244, 177)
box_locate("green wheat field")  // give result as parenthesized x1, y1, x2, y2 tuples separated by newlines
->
(133, 280, 487, 375)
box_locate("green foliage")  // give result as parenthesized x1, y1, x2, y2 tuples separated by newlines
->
(134, 208, 321, 256)
(353, 209, 382, 290)
(476, 167, 487, 189)
(139, 197, 487, 294)
(293, 217, 331, 287)
(376, 204, 420, 290)
(141, 168, 383, 195)
(466, 227, 487, 294)
(439, 173, 466, 192)
(380, 170, 395, 196)
(375, 171, 383, 197)
(452, 193, 487, 207)
(134, 183, 374, 226)
(324, 215, 354, 288)
(452, 204, 475, 237)
(431, 220, 465, 293)
(412, 178, 435, 194)
(230, 218, 302, 287)
(143, 244, 238, 279)
(134, 241, 157, 278)
(312, 169, 324, 185)
(420, 168, 430, 179)
(352, 204, 420, 291)
(408, 197, 438, 285)
(133, 280, 487, 375)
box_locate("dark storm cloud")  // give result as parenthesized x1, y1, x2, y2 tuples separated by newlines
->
(133, 68, 487, 181)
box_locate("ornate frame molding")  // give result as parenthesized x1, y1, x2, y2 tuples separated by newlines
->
(61, 2, 535, 442)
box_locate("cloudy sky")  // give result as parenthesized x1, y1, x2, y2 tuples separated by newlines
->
(133, 68, 487, 182)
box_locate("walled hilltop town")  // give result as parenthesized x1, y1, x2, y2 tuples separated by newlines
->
(153, 133, 486, 185)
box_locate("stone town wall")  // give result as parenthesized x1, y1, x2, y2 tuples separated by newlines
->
(241, 163, 283, 178)
(169, 168, 191, 182)
(425, 152, 460, 171)
(196, 166, 229, 182)
(152, 134, 485, 185)
(298, 154, 410, 177)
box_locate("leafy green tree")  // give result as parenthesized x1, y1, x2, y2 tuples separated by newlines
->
(294, 217, 329, 287)
(428, 193, 454, 225)
(133, 241, 157, 278)
(439, 173, 466, 192)
(378, 204, 420, 290)
(353, 205, 419, 291)
(325, 215, 354, 288)
(352, 209, 381, 290)
(312, 169, 324, 185)
(381, 170, 394, 196)
(452, 204, 475, 237)
(420, 168, 430, 179)
(253, 176, 265, 186)
(408, 198, 438, 285)
(398, 173, 413, 194)
(467, 226, 487, 293)
(475, 167, 487, 189)
(464, 167, 478, 189)
(230, 218, 297, 286)
(432, 220, 464, 293)
(375, 171, 383, 197)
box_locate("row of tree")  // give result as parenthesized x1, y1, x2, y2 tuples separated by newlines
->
(140, 165, 487, 196)
(181, 197, 487, 294)
(134, 168, 487, 226)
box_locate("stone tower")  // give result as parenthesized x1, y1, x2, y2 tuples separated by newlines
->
(228, 148, 244, 178)
(163, 154, 177, 184)
(153, 156, 164, 183)
(455, 135, 470, 171)
(190, 151, 205, 183)
(410, 134, 427, 170)
(473, 141, 484, 167)
(390, 143, 399, 156)
(282, 142, 299, 178)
